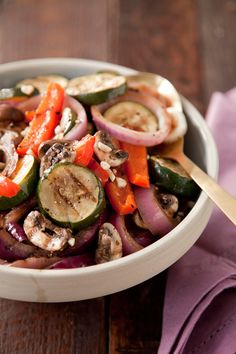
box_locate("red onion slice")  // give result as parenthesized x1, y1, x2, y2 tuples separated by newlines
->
(48, 253, 95, 269)
(91, 90, 171, 146)
(60, 222, 98, 257)
(124, 214, 154, 247)
(18, 95, 88, 141)
(18, 95, 41, 112)
(8, 256, 61, 269)
(110, 213, 143, 255)
(61, 210, 107, 257)
(4, 196, 37, 225)
(0, 229, 47, 261)
(5, 222, 27, 242)
(133, 232, 154, 247)
(127, 82, 187, 143)
(134, 185, 174, 236)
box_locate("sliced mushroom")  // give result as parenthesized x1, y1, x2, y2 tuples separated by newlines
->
(0, 130, 19, 176)
(39, 141, 76, 177)
(132, 210, 148, 229)
(0, 104, 26, 137)
(95, 222, 122, 264)
(94, 131, 128, 167)
(23, 211, 72, 252)
(0, 104, 25, 123)
(38, 139, 73, 159)
(157, 193, 179, 219)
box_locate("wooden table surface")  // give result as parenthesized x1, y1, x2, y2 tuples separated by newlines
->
(0, 1, 235, 353)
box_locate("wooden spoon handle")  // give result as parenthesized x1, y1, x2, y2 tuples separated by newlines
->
(177, 153, 236, 225)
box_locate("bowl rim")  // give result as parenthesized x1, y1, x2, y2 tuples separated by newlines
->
(0, 57, 219, 277)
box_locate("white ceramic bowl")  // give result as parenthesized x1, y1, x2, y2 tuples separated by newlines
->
(0, 58, 218, 302)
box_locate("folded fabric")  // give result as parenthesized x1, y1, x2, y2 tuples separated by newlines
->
(158, 89, 236, 354)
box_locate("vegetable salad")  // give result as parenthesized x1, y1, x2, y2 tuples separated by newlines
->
(0, 72, 199, 269)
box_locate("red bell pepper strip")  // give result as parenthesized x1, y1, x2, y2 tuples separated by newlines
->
(88, 158, 109, 186)
(24, 110, 35, 122)
(17, 83, 64, 157)
(105, 171, 137, 215)
(36, 83, 64, 114)
(120, 142, 150, 188)
(74, 135, 95, 166)
(0, 175, 20, 197)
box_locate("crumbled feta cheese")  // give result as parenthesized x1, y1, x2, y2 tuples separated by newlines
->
(54, 125, 63, 135)
(20, 84, 34, 96)
(54, 133, 64, 139)
(116, 177, 127, 188)
(97, 141, 112, 153)
(100, 161, 111, 170)
(107, 169, 116, 182)
(21, 127, 29, 137)
(66, 87, 79, 96)
(68, 238, 75, 247)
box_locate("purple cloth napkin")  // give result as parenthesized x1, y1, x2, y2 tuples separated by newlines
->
(158, 89, 236, 354)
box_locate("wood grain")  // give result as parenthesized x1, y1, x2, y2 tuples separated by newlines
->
(118, 0, 204, 111)
(0, 0, 116, 63)
(0, 0, 235, 353)
(109, 274, 166, 354)
(0, 298, 106, 354)
(199, 0, 236, 102)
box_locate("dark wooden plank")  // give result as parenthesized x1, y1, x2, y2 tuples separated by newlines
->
(109, 274, 166, 354)
(118, 0, 204, 112)
(199, 0, 236, 102)
(107, 0, 120, 63)
(0, 0, 113, 63)
(0, 298, 106, 354)
(109, 1, 204, 353)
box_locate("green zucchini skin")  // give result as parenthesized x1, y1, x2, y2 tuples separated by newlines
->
(0, 87, 39, 101)
(76, 82, 127, 105)
(16, 75, 69, 93)
(0, 190, 28, 211)
(66, 74, 127, 105)
(37, 162, 106, 231)
(148, 156, 200, 198)
(96, 70, 120, 76)
(0, 156, 39, 211)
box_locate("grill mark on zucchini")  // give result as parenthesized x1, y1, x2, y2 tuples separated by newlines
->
(103, 101, 158, 133)
(66, 169, 97, 203)
(38, 163, 105, 230)
(52, 174, 89, 215)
